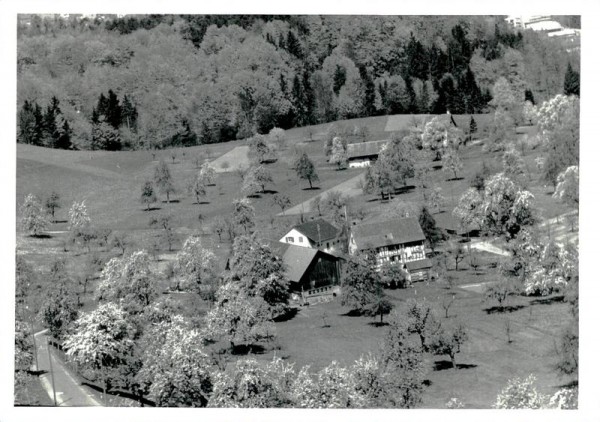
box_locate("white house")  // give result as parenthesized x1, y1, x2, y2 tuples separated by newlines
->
(279, 219, 341, 253)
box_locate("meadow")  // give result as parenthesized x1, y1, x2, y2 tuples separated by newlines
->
(16, 113, 576, 408)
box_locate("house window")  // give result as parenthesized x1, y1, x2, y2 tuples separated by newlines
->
(326, 242, 330, 249)
(286, 237, 294, 243)
(299, 237, 303, 243)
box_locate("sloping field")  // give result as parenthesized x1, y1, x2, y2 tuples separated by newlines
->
(385, 113, 492, 133)
(280, 171, 366, 216)
(209, 145, 250, 173)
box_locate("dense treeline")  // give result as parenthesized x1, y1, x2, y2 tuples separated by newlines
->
(17, 14, 579, 150)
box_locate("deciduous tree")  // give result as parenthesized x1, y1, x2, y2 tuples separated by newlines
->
(553, 166, 578, 210)
(138, 316, 213, 407)
(149, 214, 176, 251)
(20, 194, 49, 236)
(231, 198, 255, 234)
(154, 159, 176, 203)
(428, 323, 468, 368)
(96, 250, 159, 313)
(294, 153, 319, 189)
(421, 116, 464, 161)
(441, 148, 463, 180)
(140, 181, 157, 211)
(175, 235, 218, 297)
(272, 194, 291, 214)
(187, 173, 207, 205)
(44, 191, 61, 222)
(64, 303, 135, 397)
(329, 136, 348, 169)
(341, 257, 381, 314)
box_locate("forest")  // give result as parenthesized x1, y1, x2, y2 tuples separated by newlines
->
(17, 14, 579, 151)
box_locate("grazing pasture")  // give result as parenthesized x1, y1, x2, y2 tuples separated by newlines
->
(16, 113, 577, 408)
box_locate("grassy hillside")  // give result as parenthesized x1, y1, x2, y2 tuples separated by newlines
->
(15, 113, 577, 408)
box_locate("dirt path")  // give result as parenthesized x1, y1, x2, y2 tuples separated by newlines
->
(470, 241, 510, 257)
(35, 330, 103, 407)
(279, 171, 366, 216)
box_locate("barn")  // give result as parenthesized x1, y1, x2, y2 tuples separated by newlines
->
(346, 140, 389, 168)
(268, 241, 342, 299)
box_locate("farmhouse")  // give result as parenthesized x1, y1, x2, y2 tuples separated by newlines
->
(348, 216, 432, 281)
(279, 218, 342, 253)
(268, 241, 342, 299)
(346, 139, 389, 168)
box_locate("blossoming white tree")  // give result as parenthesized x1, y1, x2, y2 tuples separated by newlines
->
(138, 316, 213, 407)
(20, 193, 49, 236)
(454, 173, 536, 240)
(553, 165, 579, 210)
(96, 250, 158, 313)
(175, 235, 218, 295)
(64, 303, 135, 397)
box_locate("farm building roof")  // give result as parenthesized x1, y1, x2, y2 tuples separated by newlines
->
(347, 140, 389, 160)
(351, 217, 425, 251)
(292, 219, 339, 242)
(264, 240, 340, 283)
(406, 258, 433, 271)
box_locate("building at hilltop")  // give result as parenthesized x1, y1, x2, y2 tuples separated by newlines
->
(504, 15, 581, 46)
(348, 216, 432, 281)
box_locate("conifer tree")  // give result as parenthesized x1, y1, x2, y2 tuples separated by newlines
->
(563, 63, 580, 97)
(524, 89, 535, 105)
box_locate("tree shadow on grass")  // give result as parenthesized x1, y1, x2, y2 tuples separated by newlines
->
(447, 177, 465, 182)
(302, 186, 321, 191)
(555, 380, 578, 389)
(81, 382, 156, 406)
(433, 360, 478, 371)
(273, 307, 298, 322)
(262, 189, 278, 195)
(530, 295, 564, 306)
(161, 199, 180, 203)
(231, 344, 267, 355)
(484, 305, 526, 314)
(143, 207, 161, 212)
(432, 164, 443, 170)
(341, 309, 364, 317)
(193, 201, 210, 205)
(53, 220, 68, 224)
(32, 234, 52, 239)
(394, 185, 415, 195)
(367, 321, 390, 327)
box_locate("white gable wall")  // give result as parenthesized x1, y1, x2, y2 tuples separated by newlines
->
(279, 228, 315, 248)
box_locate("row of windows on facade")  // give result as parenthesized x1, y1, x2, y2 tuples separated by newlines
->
(375, 245, 425, 263)
(285, 236, 340, 249)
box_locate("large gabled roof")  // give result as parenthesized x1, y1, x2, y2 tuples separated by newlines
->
(351, 216, 425, 251)
(264, 240, 338, 283)
(292, 219, 339, 243)
(347, 140, 389, 160)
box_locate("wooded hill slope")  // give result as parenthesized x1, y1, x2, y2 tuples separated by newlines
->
(17, 14, 579, 150)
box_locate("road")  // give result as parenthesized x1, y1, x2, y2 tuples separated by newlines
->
(34, 330, 103, 407)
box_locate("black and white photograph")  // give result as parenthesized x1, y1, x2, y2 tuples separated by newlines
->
(3, 1, 598, 420)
